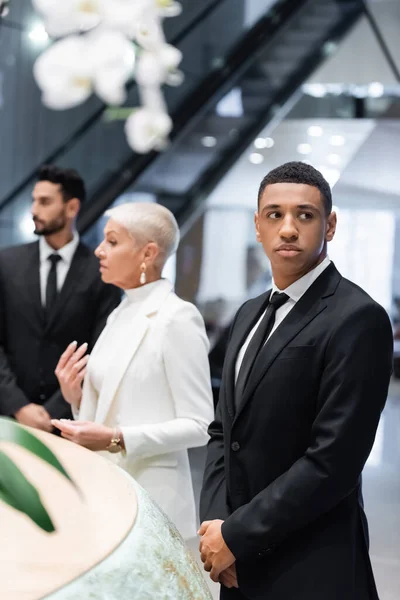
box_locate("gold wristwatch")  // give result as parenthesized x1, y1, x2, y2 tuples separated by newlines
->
(106, 428, 123, 454)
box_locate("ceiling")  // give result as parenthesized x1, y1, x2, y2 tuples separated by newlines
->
(335, 120, 400, 209)
(309, 0, 400, 85)
(205, 0, 400, 214)
(206, 118, 376, 209)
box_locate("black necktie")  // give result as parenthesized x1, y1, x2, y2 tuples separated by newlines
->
(45, 254, 62, 316)
(235, 292, 289, 408)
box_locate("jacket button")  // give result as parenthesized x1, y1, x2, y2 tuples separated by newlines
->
(258, 547, 274, 557)
(231, 441, 240, 452)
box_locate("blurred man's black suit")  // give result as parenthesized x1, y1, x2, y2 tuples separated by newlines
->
(200, 263, 393, 600)
(0, 241, 120, 420)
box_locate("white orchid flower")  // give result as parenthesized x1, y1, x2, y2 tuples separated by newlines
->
(101, 0, 152, 39)
(125, 107, 172, 153)
(135, 12, 166, 51)
(32, 0, 102, 37)
(155, 0, 182, 18)
(33, 29, 135, 109)
(33, 36, 92, 109)
(136, 44, 182, 86)
(32, 0, 151, 38)
(87, 28, 136, 105)
(31, 0, 183, 153)
(134, 1, 182, 50)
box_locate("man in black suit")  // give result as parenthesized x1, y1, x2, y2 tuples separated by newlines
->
(0, 165, 120, 431)
(199, 162, 393, 600)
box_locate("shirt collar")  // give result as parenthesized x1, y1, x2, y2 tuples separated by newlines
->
(271, 256, 331, 302)
(39, 231, 80, 266)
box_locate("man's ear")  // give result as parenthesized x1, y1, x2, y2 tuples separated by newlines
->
(326, 211, 337, 242)
(254, 211, 261, 242)
(66, 197, 80, 219)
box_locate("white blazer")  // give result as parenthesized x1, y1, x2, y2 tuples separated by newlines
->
(75, 279, 213, 540)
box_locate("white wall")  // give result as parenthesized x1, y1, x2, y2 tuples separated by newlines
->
(198, 207, 252, 302)
(329, 208, 395, 311)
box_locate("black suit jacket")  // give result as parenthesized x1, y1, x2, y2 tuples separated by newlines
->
(200, 264, 393, 600)
(0, 241, 121, 419)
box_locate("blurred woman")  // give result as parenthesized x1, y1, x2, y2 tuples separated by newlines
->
(52, 203, 213, 540)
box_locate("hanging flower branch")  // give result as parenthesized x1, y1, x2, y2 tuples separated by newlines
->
(31, 0, 183, 153)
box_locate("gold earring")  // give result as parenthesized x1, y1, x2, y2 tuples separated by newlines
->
(140, 263, 147, 285)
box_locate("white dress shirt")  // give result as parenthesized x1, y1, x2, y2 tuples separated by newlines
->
(235, 256, 331, 382)
(39, 232, 80, 307)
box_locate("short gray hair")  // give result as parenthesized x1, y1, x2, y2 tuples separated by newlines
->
(105, 202, 180, 267)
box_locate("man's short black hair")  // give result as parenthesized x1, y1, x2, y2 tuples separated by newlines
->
(257, 161, 332, 215)
(38, 165, 86, 204)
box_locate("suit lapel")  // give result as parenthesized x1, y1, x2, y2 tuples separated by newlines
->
(223, 293, 269, 418)
(79, 298, 137, 422)
(233, 263, 341, 422)
(94, 279, 173, 424)
(19, 243, 44, 329)
(45, 244, 88, 331)
(94, 312, 149, 424)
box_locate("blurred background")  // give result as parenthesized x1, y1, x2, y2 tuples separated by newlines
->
(1, 1, 399, 598)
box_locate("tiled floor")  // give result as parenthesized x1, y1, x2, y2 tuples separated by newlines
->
(363, 380, 400, 600)
(189, 379, 400, 600)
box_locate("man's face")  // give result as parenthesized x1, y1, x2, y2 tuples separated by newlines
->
(255, 182, 336, 281)
(31, 181, 77, 236)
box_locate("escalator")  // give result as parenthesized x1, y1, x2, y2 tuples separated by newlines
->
(0, 0, 266, 245)
(0, 0, 365, 247)
(122, 0, 365, 232)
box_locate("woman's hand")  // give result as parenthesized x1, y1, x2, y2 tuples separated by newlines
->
(55, 341, 89, 407)
(51, 419, 114, 451)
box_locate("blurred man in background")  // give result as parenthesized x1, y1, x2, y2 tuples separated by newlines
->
(0, 165, 120, 431)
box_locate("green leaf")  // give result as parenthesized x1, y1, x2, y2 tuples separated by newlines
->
(103, 107, 138, 122)
(0, 450, 55, 532)
(0, 417, 74, 487)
